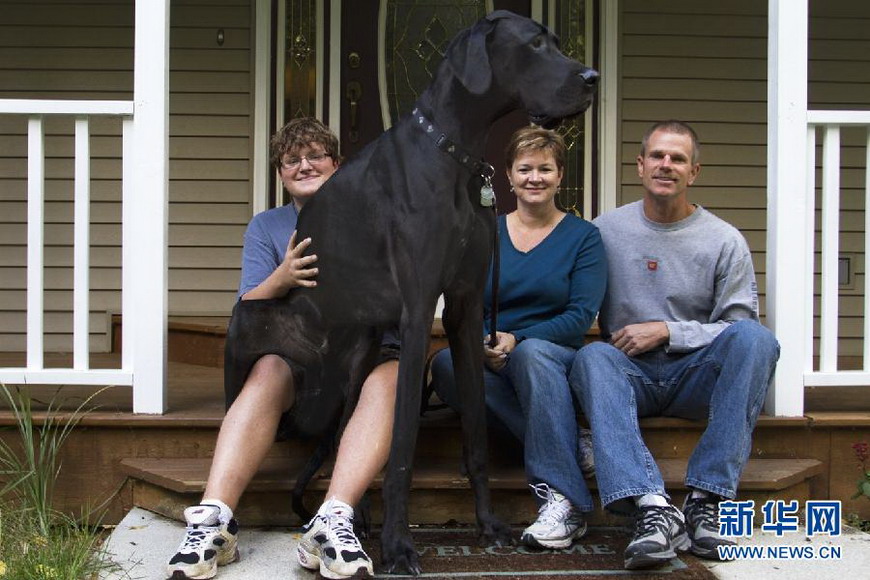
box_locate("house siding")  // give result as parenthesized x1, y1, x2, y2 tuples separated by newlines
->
(620, 0, 870, 360)
(0, 0, 252, 352)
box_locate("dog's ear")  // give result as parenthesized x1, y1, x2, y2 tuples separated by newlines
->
(444, 15, 497, 95)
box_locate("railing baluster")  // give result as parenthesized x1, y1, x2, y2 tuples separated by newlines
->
(820, 125, 840, 372)
(865, 129, 870, 372)
(26, 116, 45, 369)
(806, 125, 817, 373)
(74, 116, 91, 370)
(122, 118, 134, 371)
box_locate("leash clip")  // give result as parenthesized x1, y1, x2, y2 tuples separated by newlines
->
(480, 163, 495, 207)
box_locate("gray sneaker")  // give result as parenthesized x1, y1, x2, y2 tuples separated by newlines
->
(577, 428, 595, 479)
(682, 494, 736, 559)
(624, 504, 691, 569)
(521, 483, 587, 549)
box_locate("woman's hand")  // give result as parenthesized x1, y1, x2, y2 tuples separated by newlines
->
(484, 331, 518, 372)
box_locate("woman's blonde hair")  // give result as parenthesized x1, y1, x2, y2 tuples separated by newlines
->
(504, 126, 566, 171)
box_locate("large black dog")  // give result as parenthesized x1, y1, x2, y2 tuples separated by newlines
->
(224, 10, 598, 575)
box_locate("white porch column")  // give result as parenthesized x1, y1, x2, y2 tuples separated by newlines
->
(766, 0, 809, 416)
(131, 0, 170, 413)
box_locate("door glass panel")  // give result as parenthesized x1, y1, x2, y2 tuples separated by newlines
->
(383, 0, 490, 126)
(285, 0, 318, 120)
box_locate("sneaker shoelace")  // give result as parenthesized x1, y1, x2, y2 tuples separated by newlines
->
(529, 483, 572, 525)
(686, 497, 719, 531)
(179, 523, 219, 552)
(634, 506, 672, 539)
(325, 511, 363, 550)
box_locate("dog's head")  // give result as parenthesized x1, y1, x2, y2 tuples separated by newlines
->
(444, 10, 598, 127)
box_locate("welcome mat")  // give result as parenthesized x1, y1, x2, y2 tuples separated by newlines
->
(361, 527, 717, 580)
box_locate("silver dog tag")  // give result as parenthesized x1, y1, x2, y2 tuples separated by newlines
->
(480, 183, 495, 207)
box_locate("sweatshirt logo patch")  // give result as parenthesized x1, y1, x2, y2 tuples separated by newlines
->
(647, 260, 658, 271)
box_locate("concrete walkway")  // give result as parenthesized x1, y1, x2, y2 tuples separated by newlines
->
(101, 508, 870, 579)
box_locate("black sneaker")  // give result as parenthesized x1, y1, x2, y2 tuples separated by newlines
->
(682, 494, 736, 559)
(624, 504, 691, 569)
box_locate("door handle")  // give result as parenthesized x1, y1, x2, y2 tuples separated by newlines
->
(346, 81, 362, 143)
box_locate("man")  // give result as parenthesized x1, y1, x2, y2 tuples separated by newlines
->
(569, 120, 779, 570)
(166, 118, 397, 580)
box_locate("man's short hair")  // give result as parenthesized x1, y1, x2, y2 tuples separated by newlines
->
(640, 120, 700, 164)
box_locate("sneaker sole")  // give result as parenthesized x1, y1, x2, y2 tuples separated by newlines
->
(624, 532, 691, 570)
(297, 544, 372, 579)
(691, 540, 734, 560)
(521, 521, 588, 549)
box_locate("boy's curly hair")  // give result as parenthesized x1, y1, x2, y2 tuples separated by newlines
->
(269, 117, 341, 170)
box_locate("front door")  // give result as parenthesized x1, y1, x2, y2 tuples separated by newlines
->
(279, 0, 592, 216)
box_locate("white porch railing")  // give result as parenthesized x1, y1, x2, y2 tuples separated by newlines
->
(0, 100, 134, 388)
(804, 111, 870, 389)
(0, 0, 169, 414)
(0, 99, 169, 413)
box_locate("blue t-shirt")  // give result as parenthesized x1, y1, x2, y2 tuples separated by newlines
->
(238, 204, 298, 299)
(484, 213, 607, 350)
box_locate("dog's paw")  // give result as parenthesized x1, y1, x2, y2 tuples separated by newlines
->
(379, 535, 423, 576)
(478, 515, 516, 547)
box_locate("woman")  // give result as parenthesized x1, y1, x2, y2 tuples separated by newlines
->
(432, 126, 606, 549)
(166, 118, 395, 580)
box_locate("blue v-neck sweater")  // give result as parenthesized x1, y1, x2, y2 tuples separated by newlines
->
(483, 213, 607, 349)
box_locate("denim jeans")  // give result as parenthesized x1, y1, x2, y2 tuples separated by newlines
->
(431, 338, 594, 512)
(569, 319, 780, 514)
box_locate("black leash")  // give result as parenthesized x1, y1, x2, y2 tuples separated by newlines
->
(411, 107, 500, 349)
(488, 201, 500, 349)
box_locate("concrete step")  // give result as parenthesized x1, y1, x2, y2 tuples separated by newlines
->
(99, 507, 870, 580)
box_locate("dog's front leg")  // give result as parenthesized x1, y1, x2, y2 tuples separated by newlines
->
(443, 288, 514, 548)
(379, 315, 430, 575)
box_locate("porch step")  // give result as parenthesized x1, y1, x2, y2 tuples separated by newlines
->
(121, 455, 823, 527)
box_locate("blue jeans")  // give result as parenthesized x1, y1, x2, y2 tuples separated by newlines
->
(569, 319, 780, 514)
(431, 338, 594, 512)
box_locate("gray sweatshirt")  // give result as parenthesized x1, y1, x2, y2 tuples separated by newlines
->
(592, 200, 759, 353)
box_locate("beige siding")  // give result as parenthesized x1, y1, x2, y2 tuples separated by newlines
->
(0, 0, 251, 352)
(620, 0, 870, 360)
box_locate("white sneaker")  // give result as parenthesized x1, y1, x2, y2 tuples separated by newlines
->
(296, 499, 373, 579)
(521, 483, 587, 549)
(166, 504, 239, 579)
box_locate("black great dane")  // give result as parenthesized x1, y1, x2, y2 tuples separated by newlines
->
(224, 10, 599, 575)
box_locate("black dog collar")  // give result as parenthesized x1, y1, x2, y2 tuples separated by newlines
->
(411, 107, 492, 177)
(411, 107, 495, 207)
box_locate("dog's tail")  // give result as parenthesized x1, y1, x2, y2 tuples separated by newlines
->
(291, 429, 337, 523)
